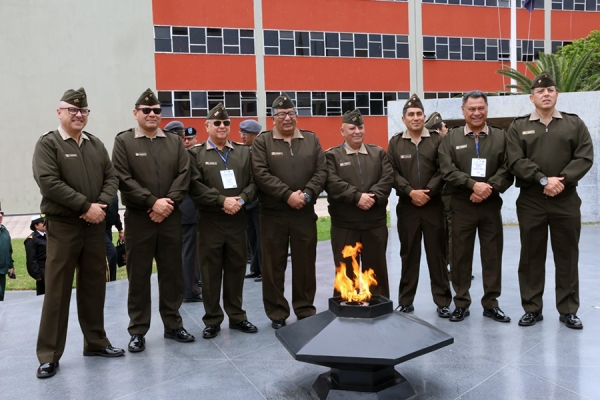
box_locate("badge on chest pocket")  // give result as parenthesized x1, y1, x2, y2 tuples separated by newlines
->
(220, 169, 237, 189)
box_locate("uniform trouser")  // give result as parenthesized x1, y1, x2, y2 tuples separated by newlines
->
(125, 209, 183, 335)
(0, 274, 5, 301)
(104, 231, 117, 281)
(516, 190, 581, 315)
(36, 220, 110, 363)
(197, 216, 248, 326)
(397, 198, 452, 307)
(442, 194, 452, 268)
(451, 196, 503, 309)
(246, 207, 262, 275)
(261, 213, 317, 321)
(182, 223, 201, 299)
(330, 225, 390, 299)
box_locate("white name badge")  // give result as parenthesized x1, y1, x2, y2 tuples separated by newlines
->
(220, 169, 238, 189)
(471, 158, 487, 178)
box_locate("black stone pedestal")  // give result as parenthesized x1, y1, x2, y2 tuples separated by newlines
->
(313, 370, 416, 400)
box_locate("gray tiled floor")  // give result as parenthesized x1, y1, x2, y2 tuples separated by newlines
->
(1, 226, 599, 400)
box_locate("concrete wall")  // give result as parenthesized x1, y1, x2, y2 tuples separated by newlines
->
(0, 0, 155, 214)
(388, 91, 600, 226)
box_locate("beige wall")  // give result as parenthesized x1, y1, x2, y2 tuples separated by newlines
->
(0, 0, 156, 214)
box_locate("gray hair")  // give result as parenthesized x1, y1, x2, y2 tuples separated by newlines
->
(462, 90, 488, 105)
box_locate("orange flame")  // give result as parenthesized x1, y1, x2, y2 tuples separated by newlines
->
(333, 242, 377, 303)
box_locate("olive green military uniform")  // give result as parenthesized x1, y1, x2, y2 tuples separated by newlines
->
(325, 141, 393, 299)
(33, 125, 118, 363)
(439, 125, 513, 309)
(112, 125, 190, 335)
(506, 109, 593, 315)
(252, 127, 327, 321)
(188, 139, 257, 326)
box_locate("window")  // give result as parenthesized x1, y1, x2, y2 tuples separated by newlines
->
(154, 26, 255, 55)
(158, 91, 258, 118)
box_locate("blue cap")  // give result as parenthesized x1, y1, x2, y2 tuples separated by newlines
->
(184, 127, 197, 137)
(239, 120, 262, 134)
(164, 121, 184, 133)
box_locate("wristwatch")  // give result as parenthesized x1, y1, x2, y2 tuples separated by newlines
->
(539, 176, 548, 186)
(237, 198, 245, 205)
(303, 192, 312, 203)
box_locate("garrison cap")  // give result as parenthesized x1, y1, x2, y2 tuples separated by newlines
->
(207, 102, 229, 120)
(425, 112, 443, 130)
(164, 121, 184, 133)
(30, 214, 45, 231)
(531, 71, 557, 89)
(240, 120, 262, 133)
(403, 93, 424, 111)
(183, 127, 197, 137)
(342, 109, 364, 125)
(272, 92, 295, 109)
(135, 88, 160, 106)
(61, 87, 88, 107)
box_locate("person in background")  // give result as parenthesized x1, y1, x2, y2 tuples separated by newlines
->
(104, 196, 124, 281)
(0, 205, 15, 301)
(25, 214, 47, 295)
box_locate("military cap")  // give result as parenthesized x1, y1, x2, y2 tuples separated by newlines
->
(30, 214, 45, 231)
(342, 109, 364, 125)
(135, 88, 160, 106)
(61, 87, 88, 107)
(531, 71, 557, 89)
(403, 93, 424, 111)
(183, 127, 197, 137)
(164, 121, 184, 133)
(207, 102, 229, 120)
(239, 120, 262, 133)
(424, 112, 443, 130)
(272, 92, 295, 109)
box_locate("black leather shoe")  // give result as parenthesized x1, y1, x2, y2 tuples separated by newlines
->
(36, 362, 59, 379)
(230, 320, 258, 333)
(518, 312, 543, 327)
(483, 307, 511, 323)
(128, 334, 145, 352)
(164, 327, 195, 342)
(271, 319, 287, 329)
(182, 294, 203, 303)
(245, 272, 260, 279)
(202, 325, 221, 339)
(560, 313, 583, 330)
(450, 307, 470, 322)
(395, 304, 414, 313)
(437, 306, 451, 318)
(254, 274, 262, 282)
(83, 345, 125, 357)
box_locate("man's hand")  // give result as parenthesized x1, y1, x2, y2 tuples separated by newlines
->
(472, 182, 493, 199)
(470, 193, 485, 203)
(222, 197, 242, 215)
(118, 230, 125, 241)
(80, 203, 107, 224)
(543, 177, 565, 197)
(357, 193, 376, 210)
(152, 198, 174, 217)
(409, 189, 431, 207)
(287, 190, 306, 210)
(148, 211, 166, 223)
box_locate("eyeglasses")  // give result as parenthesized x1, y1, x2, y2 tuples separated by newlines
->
(59, 107, 91, 116)
(213, 120, 231, 127)
(274, 111, 297, 119)
(137, 107, 162, 115)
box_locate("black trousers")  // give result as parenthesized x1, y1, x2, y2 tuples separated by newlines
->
(182, 223, 201, 299)
(246, 207, 262, 275)
(104, 231, 117, 282)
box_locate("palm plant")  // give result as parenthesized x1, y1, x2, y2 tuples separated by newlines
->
(497, 50, 600, 93)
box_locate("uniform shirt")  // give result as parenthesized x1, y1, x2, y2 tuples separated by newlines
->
(439, 125, 513, 199)
(188, 140, 257, 220)
(32, 129, 118, 221)
(325, 142, 393, 229)
(506, 109, 593, 191)
(112, 126, 190, 211)
(0, 225, 13, 274)
(387, 128, 444, 201)
(251, 127, 327, 217)
(24, 230, 47, 279)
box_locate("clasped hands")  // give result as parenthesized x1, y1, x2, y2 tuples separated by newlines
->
(222, 197, 242, 215)
(148, 198, 174, 223)
(80, 203, 107, 224)
(543, 177, 564, 197)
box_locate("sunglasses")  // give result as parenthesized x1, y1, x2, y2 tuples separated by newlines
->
(137, 107, 162, 115)
(213, 120, 231, 127)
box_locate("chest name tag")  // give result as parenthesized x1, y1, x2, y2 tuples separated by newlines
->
(339, 161, 351, 167)
(456, 144, 468, 150)
(400, 154, 411, 159)
(65, 154, 78, 158)
(271, 152, 284, 156)
(205, 161, 218, 165)
(220, 169, 237, 189)
(522, 130, 536, 135)
(471, 158, 487, 178)
(135, 152, 147, 157)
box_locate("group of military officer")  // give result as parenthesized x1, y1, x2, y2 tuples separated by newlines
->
(32, 71, 592, 380)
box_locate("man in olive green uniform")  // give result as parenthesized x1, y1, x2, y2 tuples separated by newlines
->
(188, 103, 258, 339)
(112, 89, 194, 352)
(439, 90, 513, 323)
(252, 93, 327, 329)
(325, 109, 393, 299)
(33, 88, 124, 379)
(387, 95, 452, 317)
(506, 72, 593, 330)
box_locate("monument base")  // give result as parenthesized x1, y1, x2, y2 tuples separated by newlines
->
(312, 370, 416, 400)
